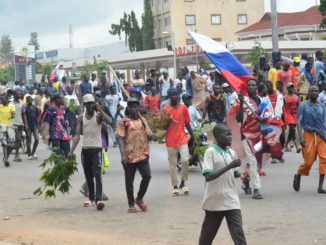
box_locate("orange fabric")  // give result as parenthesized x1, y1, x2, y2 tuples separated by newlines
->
(298, 131, 326, 175)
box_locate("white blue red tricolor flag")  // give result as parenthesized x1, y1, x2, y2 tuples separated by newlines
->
(188, 31, 253, 94)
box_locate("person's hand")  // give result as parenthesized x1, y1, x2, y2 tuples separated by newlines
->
(67, 152, 74, 160)
(121, 156, 127, 166)
(229, 159, 242, 169)
(300, 139, 305, 148)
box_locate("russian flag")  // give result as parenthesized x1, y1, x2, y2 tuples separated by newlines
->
(49, 65, 60, 81)
(188, 31, 253, 94)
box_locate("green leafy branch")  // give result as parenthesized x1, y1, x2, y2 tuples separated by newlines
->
(34, 150, 78, 199)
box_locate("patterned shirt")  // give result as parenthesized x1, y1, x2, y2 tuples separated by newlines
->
(43, 105, 70, 141)
(116, 116, 152, 164)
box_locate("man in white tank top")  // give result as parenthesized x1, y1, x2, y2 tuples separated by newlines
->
(68, 94, 112, 210)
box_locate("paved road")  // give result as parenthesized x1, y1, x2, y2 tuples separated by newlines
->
(0, 141, 325, 245)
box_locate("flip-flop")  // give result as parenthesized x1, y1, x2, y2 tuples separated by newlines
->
(83, 200, 94, 207)
(135, 200, 148, 212)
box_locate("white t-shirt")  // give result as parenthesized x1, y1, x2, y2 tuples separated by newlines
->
(161, 78, 171, 97)
(174, 78, 186, 91)
(90, 80, 98, 92)
(201, 145, 240, 211)
(65, 94, 80, 106)
(105, 94, 120, 118)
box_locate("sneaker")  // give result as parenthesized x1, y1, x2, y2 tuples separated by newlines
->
(96, 201, 105, 210)
(28, 155, 34, 160)
(128, 206, 137, 213)
(180, 186, 189, 195)
(4, 161, 10, 167)
(172, 188, 180, 196)
(33, 154, 38, 159)
(102, 193, 109, 201)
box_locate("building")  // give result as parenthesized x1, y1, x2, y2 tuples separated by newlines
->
(151, 0, 265, 49)
(237, 6, 326, 41)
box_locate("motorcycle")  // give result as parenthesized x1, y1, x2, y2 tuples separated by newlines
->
(177, 121, 209, 171)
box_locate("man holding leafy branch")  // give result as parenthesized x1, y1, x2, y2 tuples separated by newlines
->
(68, 94, 112, 210)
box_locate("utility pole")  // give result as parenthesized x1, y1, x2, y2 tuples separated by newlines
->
(69, 25, 73, 48)
(270, 0, 280, 65)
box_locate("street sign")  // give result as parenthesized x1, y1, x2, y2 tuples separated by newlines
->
(20, 46, 29, 56)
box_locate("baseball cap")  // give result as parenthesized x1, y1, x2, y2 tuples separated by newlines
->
(83, 94, 95, 103)
(293, 57, 300, 63)
(287, 82, 295, 88)
(222, 83, 230, 88)
(167, 87, 178, 95)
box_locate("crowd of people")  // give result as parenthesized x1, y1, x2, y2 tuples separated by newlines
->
(1, 50, 326, 244)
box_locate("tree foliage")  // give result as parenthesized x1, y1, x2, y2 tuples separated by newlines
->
(81, 57, 108, 78)
(109, 0, 155, 52)
(0, 35, 14, 64)
(248, 41, 271, 70)
(36, 62, 52, 75)
(141, 0, 155, 50)
(320, 0, 326, 28)
(28, 32, 40, 51)
(0, 64, 15, 81)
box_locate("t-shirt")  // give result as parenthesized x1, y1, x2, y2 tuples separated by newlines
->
(277, 70, 293, 88)
(163, 103, 190, 147)
(201, 145, 240, 211)
(188, 106, 202, 129)
(283, 94, 299, 125)
(144, 95, 160, 113)
(105, 94, 120, 119)
(0, 104, 15, 126)
(174, 78, 187, 91)
(11, 101, 24, 126)
(116, 117, 152, 164)
(160, 78, 171, 97)
(43, 105, 70, 141)
(80, 81, 92, 97)
(315, 60, 325, 82)
(290, 66, 300, 87)
(53, 81, 61, 91)
(24, 105, 39, 130)
(47, 86, 57, 95)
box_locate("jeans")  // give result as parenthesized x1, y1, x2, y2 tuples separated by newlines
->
(123, 158, 151, 207)
(27, 128, 39, 156)
(51, 139, 70, 157)
(287, 124, 296, 141)
(199, 209, 247, 245)
(81, 148, 103, 201)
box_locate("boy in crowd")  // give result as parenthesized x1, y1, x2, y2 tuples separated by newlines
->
(144, 87, 161, 113)
(199, 124, 246, 245)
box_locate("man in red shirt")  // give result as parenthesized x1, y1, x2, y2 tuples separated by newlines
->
(278, 61, 293, 90)
(163, 87, 196, 195)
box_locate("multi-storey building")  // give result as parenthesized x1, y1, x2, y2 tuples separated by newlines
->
(151, 0, 265, 48)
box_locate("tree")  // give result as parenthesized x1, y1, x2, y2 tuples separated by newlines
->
(248, 41, 271, 70)
(319, 0, 326, 29)
(81, 57, 108, 78)
(142, 0, 155, 50)
(36, 62, 52, 75)
(28, 32, 40, 51)
(0, 35, 14, 64)
(130, 11, 143, 51)
(0, 64, 15, 81)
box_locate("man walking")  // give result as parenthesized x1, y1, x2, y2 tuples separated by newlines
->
(116, 98, 153, 213)
(68, 94, 112, 210)
(293, 86, 326, 194)
(163, 87, 196, 195)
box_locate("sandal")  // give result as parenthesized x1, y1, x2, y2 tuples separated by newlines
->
(128, 206, 137, 213)
(83, 200, 94, 207)
(296, 146, 302, 153)
(241, 185, 252, 195)
(181, 186, 189, 195)
(135, 200, 148, 212)
(252, 193, 263, 199)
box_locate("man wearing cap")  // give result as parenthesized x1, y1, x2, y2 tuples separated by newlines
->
(290, 57, 301, 91)
(222, 83, 238, 113)
(293, 86, 326, 194)
(163, 87, 196, 195)
(116, 97, 154, 213)
(68, 94, 112, 210)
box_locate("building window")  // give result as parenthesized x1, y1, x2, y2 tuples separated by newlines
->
(211, 15, 221, 25)
(237, 14, 247, 25)
(186, 39, 196, 45)
(158, 18, 162, 28)
(164, 16, 171, 26)
(185, 15, 196, 25)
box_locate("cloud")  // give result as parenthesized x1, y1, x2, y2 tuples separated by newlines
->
(0, 0, 143, 50)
